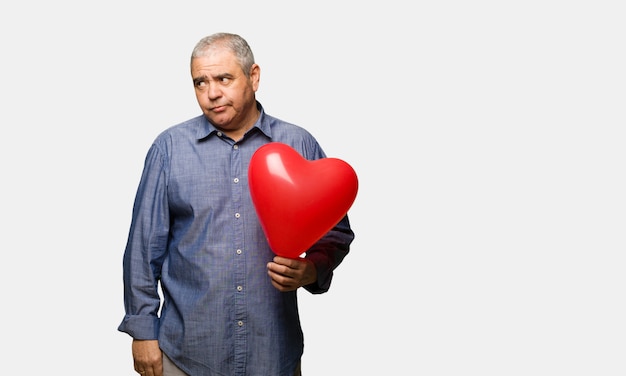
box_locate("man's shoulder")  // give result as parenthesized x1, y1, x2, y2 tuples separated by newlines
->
(155, 115, 206, 140)
(262, 113, 314, 138)
(167, 114, 206, 133)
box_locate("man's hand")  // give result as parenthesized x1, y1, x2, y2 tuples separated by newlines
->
(267, 256, 317, 292)
(132, 339, 162, 376)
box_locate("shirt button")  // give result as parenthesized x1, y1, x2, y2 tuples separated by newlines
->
(233, 177, 239, 183)
(233, 145, 239, 150)
(237, 321, 244, 327)
(236, 249, 242, 255)
(217, 131, 223, 137)
(237, 286, 243, 292)
(235, 213, 241, 219)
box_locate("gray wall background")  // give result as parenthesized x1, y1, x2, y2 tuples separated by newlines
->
(1, 1, 623, 375)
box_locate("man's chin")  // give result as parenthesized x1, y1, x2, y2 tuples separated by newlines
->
(206, 114, 232, 127)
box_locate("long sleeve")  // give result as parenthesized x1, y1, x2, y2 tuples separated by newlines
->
(118, 142, 170, 339)
(303, 214, 354, 294)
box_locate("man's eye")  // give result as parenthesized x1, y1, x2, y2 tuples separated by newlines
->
(196, 81, 206, 88)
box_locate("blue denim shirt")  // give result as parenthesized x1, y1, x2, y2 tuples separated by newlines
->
(118, 103, 354, 376)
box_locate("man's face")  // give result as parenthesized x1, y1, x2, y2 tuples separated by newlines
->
(191, 47, 260, 134)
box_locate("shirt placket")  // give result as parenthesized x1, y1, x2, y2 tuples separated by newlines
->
(231, 142, 247, 376)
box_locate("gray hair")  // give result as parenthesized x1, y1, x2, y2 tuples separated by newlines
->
(191, 32, 256, 77)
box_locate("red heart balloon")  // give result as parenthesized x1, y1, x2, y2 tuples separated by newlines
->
(248, 142, 358, 258)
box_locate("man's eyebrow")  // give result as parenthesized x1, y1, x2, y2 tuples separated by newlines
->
(192, 75, 208, 85)
(216, 72, 235, 79)
(193, 73, 235, 84)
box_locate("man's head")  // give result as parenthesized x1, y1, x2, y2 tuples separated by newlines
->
(190, 33, 261, 140)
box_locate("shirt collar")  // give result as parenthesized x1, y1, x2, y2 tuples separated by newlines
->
(195, 101, 271, 140)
